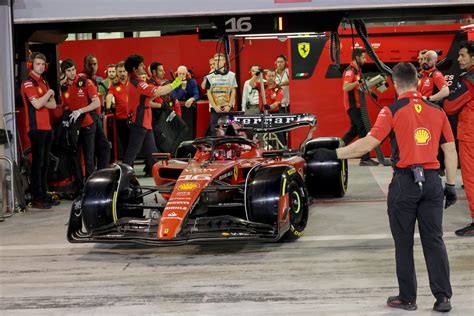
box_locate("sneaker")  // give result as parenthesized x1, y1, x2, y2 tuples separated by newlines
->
(433, 297, 452, 312)
(387, 296, 417, 311)
(455, 223, 474, 236)
(31, 200, 52, 210)
(359, 159, 379, 166)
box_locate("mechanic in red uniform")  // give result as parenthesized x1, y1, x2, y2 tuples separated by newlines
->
(105, 61, 129, 157)
(60, 59, 100, 180)
(249, 68, 285, 146)
(21, 52, 57, 209)
(418, 50, 449, 103)
(249, 68, 284, 113)
(444, 40, 474, 236)
(310, 62, 457, 312)
(342, 48, 379, 166)
(123, 54, 181, 169)
(80, 54, 111, 170)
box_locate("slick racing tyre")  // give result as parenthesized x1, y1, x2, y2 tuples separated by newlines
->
(304, 137, 348, 198)
(246, 165, 309, 241)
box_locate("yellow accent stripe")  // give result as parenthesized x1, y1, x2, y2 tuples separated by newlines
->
(112, 191, 118, 224)
(282, 177, 287, 196)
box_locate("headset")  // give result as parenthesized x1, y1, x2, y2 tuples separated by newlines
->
(27, 52, 49, 71)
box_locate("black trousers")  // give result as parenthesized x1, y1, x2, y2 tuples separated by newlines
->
(94, 118, 111, 169)
(28, 129, 53, 201)
(115, 119, 130, 157)
(208, 109, 219, 136)
(123, 124, 157, 169)
(78, 124, 96, 180)
(387, 169, 452, 303)
(342, 107, 370, 161)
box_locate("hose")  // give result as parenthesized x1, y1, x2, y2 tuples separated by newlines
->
(353, 19, 392, 76)
(330, 31, 341, 68)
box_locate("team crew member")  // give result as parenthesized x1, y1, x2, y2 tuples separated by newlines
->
(444, 40, 474, 236)
(21, 52, 57, 209)
(61, 59, 100, 180)
(418, 50, 449, 103)
(106, 61, 129, 156)
(206, 53, 238, 136)
(310, 62, 457, 312)
(123, 54, 181, 169)
(342, 48, 379, 166)
(417, 49, 428, 72)
(241, 65, 262, 115)
(249, 68, 284, 112)
(275, 54, 290, 111)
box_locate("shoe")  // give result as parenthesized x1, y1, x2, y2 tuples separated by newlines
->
(387, 296, 417, 311)
(359, 159, 379, 166)
(433, 296, 452, 312)
(45, 195, 60, 206)
(455, 223, 474, 236)
(31, 200, 52, 210)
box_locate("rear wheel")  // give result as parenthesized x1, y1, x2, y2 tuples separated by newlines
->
(304, 137, 348, 198)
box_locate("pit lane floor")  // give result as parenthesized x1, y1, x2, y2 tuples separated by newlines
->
(1, 160, 473, 315)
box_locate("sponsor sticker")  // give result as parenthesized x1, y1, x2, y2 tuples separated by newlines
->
(177, 183, 200, 190)
(414, 127, 431, 145)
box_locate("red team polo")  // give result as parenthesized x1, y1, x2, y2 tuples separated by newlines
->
(254, 81, 284, 112)
(61, 76, 98, 128)
(21, 71, 52, 132)
(418, 66, 448, 97)
(108, 81, 129, 120)
(128, 74, 158, 130)
(369, 91, 454, 169)
(343, 62, 362, 111)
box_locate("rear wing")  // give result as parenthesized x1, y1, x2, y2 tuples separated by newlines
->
(218, 112, 316, 134)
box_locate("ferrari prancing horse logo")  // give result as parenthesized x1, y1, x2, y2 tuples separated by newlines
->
(298, 42, 310, 59)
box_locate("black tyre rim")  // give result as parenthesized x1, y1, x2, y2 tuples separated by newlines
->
(287, 179, 308, 232)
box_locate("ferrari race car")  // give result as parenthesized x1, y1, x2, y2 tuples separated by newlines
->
(67, 113, 347, 245)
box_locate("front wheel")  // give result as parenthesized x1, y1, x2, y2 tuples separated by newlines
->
(282, 175, 309, 241)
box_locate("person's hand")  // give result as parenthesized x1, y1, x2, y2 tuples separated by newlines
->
(306, 148, 338, 161)
(444, 183, 457, 209)
(69, 109, 83, 122)
(185, 99, 194, 108)
(170, 77, 183, 90)
(48, 89, 55, 97)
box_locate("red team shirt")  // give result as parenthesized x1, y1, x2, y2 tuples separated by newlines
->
(21, 71, 52, 132)
(417, 66, 448, 97)
(128, 74, 158, 130)
(108, 81, 129, 120)
(342, 62, 362, 111)
(61, 76, 98, 128)
(369, 91, 454, 169)
(254, 81, 284, 112)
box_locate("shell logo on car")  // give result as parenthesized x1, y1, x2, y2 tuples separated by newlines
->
(177, 183, 200, 191)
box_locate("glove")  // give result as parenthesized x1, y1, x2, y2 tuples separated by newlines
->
(69, 109, 83, 122)
(306, 148, 338, 161)
(169, 77, 182, 90)
(444, 183, 457, 209)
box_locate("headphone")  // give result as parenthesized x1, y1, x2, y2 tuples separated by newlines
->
(27, 52, 49, 71)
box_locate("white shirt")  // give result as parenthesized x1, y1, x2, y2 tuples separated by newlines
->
(241, 79, 260, 111)
(275, 68, 290, 107)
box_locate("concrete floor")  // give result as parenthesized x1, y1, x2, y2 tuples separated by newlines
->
(0, 160, 473, 315)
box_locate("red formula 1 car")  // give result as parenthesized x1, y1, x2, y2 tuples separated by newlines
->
(67, 113, 348, 245)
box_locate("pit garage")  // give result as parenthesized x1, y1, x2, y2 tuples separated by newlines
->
(0, 1, 473, 314)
